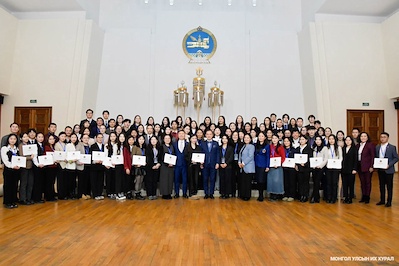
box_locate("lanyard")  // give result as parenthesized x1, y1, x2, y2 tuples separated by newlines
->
(167, 146, 172, 154)
(60, 143, 66, 152)
(98, 144, 102, 152)
(141, 148, 145, 156)
(285, 148, 290, 158)
(234, 143, 238, 154)
(271, 146, 276, 157)
(330, 147, 334, 158)
(84, 146, 89, 154)
(380, 146, 385, 157)
(222, 147, 226, 157)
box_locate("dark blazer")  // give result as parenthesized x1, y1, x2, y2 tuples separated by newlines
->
(80, 119, 97, 138)
(295, 145, 313, 172)
(160, 144, 175, 166)
(219, 145, 234, 169)
(200, 140, 220, 167)
(90, 142, 105, 171)
(342, 146, 357, 174)
(356, 142, 375, 173)
(173, 140, 188, 167)
(146, 146, 161, 170)
(375, 144, 398, 174)
(229, 141, 244, 161)
(184, 143, 202, 165)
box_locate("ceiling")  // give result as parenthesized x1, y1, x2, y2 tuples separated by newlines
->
(317, 0, 399, 17)
(0, 0, 83, 12)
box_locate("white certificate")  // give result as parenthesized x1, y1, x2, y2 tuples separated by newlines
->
(310, 157, 323, 168)
(269, 157, 281, 167)
(79, 154, 92, 164)
(191, 153, 205, 163)
(102, 157, 114, 168)
(53, 151, 67, 161)
(132, 155, 146, 166)
(22, 144, 38, 155)
(294, 154, 308, 164)
(11, 156, 26, 168)
(327, 159, 342, 169)
(38, 155, 54, 166)
(111, 155, 124, 165)
(46, 152, 54, 157)
(92, 151, 106, 161)
(373, 158, 388, 169)
(67, 151, 81, 161)
(164, 154, 177, 165)
(282, 158, 295, 168)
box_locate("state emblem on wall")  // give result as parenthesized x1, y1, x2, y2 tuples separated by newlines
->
(182, 26, 217, 64)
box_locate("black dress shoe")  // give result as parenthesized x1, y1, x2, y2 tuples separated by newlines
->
(210, 195, 215, 199)
(385, 202, 392, 207)
(257, 197, 264, 202)
(4, 204, 13, 209)
(204, 195, 209, 199)
(47, 198, 58, 202)
(174, 195, 180, 199)
(309, 198, 315, 204)
(19, 200, 29, 205)
(183, 194, 188, 199)
(359, 196, 365, 203)
(376, 201, 385, 206)
(35, 200, 45, 204)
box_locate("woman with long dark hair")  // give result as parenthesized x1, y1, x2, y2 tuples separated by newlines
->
(341, 136, 357, 204)
(356, 132, 375, 204)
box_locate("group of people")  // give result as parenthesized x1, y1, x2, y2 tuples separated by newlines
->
(1, 110, 398, 209)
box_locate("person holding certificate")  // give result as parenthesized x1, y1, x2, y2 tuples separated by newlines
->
(90, 134, 105, 200)
(76, 134, 91, 200)
(282, 137, 296, 202)
(43, 135, 58, 201)
(325, 135, 343, 204)
(159, 135, 175, 199)
(310, 136, 328, 203)
(112, 133, 126, 200)
(267, 135, 286, 201)
(254, 132, 269, 202)
(295, 135, 313, 203)
(145, 136, 161, 200)
(131, 135, 146, 200)
(229, 131, 243, 198)
(219, 135, 233, 199)
(341, 136, 358, 204)
(18, 132, 35, 205)
(123, 136, 135, 199)
(1, 134, 21, 209)
(200, 130, 220, 199)
(356, 132, 375, 204)
(238, 134, 255, 201)
(173, 130, 188, 198)
(54, 132, 68, 200)
(32, 132, 46, 203)
(104, 132, 118, 199)
(185, 135, 202, 198)
(375, 132, 398, 207)
(65, 133, 81, 199)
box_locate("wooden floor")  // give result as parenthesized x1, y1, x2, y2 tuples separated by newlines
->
(0, 172, 398, 265)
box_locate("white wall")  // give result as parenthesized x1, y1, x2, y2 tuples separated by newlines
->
(95, 0, 305, 124)
(0, 14, 104, 137)
(0, 8, 18, 95)
(382, 11, 399, 99)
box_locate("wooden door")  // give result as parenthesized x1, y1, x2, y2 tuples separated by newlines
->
(14, 107, 52, 134)
(347, 110, 384, 145)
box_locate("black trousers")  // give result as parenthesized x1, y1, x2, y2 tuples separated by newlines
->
(32, 166, 46, 201)
(378, 170, 394, 203)
(145, 168, 159, 197)
(219, 167, 232, 195)
(44, 167, 57, 200)
(231, 161, 240, 196)
(311, 168, 323, 201)
(283, 168, 297, 198)
(297, 171, 310, 197)
(114, 165, 126, 194)
(90, 169, 105, 197)
(3, 168, 19, 205)
(57, 167, 68, 199)
(326, 169, 340, 201)
(188, 164, 200, 195)
(66, 169, 77, 197)
(105, 168, 116, 195)
(239, 172, 253, 198)
(77, 166, 91, 197)
(342, 173, 355, 199)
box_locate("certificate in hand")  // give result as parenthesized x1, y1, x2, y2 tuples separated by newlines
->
(327, 159, 342, 169)
(164, 154, 177, 165)
(102, 157, 114, 168)
(67, 151, 81, 161)
(11, 156, 26, 168)
(111, 155, 124, 165)
(53, 151, 67, 161)
(310, 157, 323, 168)
(269, 157, 281, 167)
(132, 155, 146, 166)
(294, 154, 308, 164)
(373, 158, 388, 169)
(79, 154, 92, 164)
(282, 158, 295, 168)
(92, 151, 106, 161)
(38, 155, 54, 166)
(191, 153, 205, 163)
(22, 144, 38, 155)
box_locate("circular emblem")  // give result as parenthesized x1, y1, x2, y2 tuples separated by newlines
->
(182, 26, 217, 64)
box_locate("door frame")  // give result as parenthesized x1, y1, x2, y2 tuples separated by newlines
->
(346, 109, 384, 144)
(14, 106, 53, 133)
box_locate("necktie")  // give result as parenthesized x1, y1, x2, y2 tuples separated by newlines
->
(208, 141, 212, 152)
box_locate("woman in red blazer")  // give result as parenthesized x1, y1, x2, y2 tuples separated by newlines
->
(123, 136, 134, 199)
(356, 132, 375, 204)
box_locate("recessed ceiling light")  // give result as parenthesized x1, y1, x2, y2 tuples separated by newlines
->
(170, 0, 174, 5)
(228, 0, 232, 6)
(252, 0, 256, 6)
(198, 0, 203, 6)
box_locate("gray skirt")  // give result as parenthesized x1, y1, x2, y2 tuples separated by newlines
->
(267, 167, 284, 194)
(159, 165, 174, 195)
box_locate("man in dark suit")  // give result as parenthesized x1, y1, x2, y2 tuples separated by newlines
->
(200, 130, 220, 199)
(375, 132, 398, 207)
(80, 109, 97, 138)
(173, 130, 188, 198)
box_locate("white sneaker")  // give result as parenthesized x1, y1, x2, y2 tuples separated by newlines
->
(99, 196, 105, 200)
(116, 194, 126, 200)
(95, 196, 101, 200)
(287, 197, 294, 202)
(282, 197, 288, 201)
